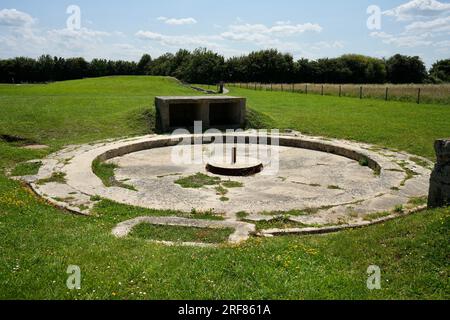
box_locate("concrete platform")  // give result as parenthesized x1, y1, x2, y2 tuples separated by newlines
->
(16, 131, 432, 246)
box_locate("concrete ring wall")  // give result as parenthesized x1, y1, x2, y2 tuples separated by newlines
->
(17, 132, 432, 245)
(95, 134, 382, 175)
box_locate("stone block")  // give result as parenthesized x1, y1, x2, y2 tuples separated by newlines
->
(428, 138, 450, 208)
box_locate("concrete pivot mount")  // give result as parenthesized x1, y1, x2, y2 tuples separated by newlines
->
(206, 145, 263, 176)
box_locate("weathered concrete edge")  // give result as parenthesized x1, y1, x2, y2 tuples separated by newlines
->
(26, 181, 91, 216)
(26, 133, 425, 217)
(257, 205, 427, 237)
(111, 215, 256, 246)
(15, 132, 432, 247)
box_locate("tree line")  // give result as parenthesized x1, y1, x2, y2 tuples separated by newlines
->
(0, 48, 449, 84)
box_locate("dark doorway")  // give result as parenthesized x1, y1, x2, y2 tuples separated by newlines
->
(209, 103, 240, 126)
(169, 103, 201, 127)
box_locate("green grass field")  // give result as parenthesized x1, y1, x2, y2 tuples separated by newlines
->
(229, 87, 450, 159)
(0, 76, 448, 299)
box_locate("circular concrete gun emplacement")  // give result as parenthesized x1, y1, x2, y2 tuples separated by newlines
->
(16, 131, 432, 247)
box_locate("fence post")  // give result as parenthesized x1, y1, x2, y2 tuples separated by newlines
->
(417, 88, 421, 104)
(321, 85, 324, 96)
(270, 83, 273, 91)
(339, 85, 342, 97)
(305, 84, 308, 95)
(385, 87, 388, 101)
(360, 86, 363, 99)
(281, 84, 284, 91)
(292, 83, 295, 92)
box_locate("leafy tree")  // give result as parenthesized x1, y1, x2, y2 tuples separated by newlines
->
(148, 53, 175, 76)
(243, 49, 294, 83)
(37, 55, 55, 82)
(224, 56, 248, 82)
(89, 59, 109, 77)
(172, 49, 192, 79)
(294, 58, 319, 83)
(339, 54, 386, 83)
(386, 54, 427, 84)
(430, 59, 450, 83)
(0, 50, 435, 84)
(137, 54, 152, 75)
(176, 48, 224, 84)
(63, 57, 89, 79)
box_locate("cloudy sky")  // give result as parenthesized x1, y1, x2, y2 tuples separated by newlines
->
(0, 0, 449, 66)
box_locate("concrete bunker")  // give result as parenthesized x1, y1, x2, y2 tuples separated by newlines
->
(155, 96, 246, 132)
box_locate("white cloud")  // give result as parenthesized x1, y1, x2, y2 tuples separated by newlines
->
(221, 30, 271, 43)
(433, 39, 450, 47)
(136, 30, 221, 48)
(45, 27, 112, 53)
(219, 22, 322, 47)
(135, 21, 335, 61)
(0, 8, 122, 59)
(48, 27, 111, 40)
(223, 22, 322, 39)
(405, 15, 450, 33)
(0, 8, 35, 26)
(309, 41, 345, 50)
(157, 16, 197, 25)
(370, 31, 433, 47)
(384, 0, 450, 21)
(371, 1, 450, 50)
(275, 20, 292, 25)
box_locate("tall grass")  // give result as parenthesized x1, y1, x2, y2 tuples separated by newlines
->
(229, 83, 450, 105)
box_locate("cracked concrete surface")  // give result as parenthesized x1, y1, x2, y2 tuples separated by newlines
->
(15, 131, 432, 246)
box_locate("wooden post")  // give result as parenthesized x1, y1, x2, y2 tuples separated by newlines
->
(270, 83, 273, 91)
(292, 83, 295, 92)
(321, 85, 324, 96)
(281, 84, 284, 91)
(305, 84, 308, 95)
(232, 147, 237, 164)
(385, 87, 388, 101)
(360, 86, 363, 99)
(417, 88, 421, 104)
(339, 85, 342, 97)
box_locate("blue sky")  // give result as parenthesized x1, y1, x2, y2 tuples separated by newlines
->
(0, 0, 449, 67)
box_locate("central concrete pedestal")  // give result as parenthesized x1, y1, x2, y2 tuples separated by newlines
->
(206, 157, 263, 176)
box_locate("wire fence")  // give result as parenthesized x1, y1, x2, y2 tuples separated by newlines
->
(226, 83, 450, 105)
